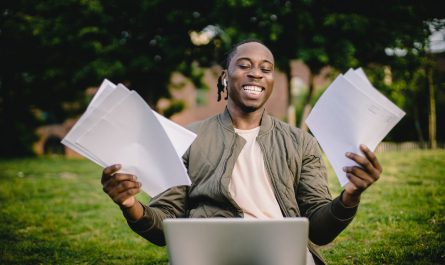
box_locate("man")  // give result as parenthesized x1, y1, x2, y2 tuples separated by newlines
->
(101, 40, 382, 264)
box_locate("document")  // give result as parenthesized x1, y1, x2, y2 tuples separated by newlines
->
(62, 80, 196, 196)
(63, 83, 131, 166)
(305, 69, 405, 186)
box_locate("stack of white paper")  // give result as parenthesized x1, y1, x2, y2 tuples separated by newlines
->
(62, 79, 196, 196)
(305, 68, 405, 186)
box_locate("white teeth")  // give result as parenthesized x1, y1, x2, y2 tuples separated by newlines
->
(243, 86, 263, 93)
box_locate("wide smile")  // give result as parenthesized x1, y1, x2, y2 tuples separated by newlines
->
(242, 85, 264, 97)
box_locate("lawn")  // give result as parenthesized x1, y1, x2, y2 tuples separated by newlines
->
(0, 150, 444, 264)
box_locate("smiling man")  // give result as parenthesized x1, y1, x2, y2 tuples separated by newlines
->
(101, 40, 382, 265)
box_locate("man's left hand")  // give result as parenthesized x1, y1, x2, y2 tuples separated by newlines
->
(341, 144, 382, 207)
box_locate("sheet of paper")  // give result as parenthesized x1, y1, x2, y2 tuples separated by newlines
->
(61, 81, 112, 165)
(89, 79, 117, 110)
(353, 68, 372, 86)
(62, 83, 131, 166)
(63, 80, 194, 162)
(305, 75, 405, 186)
(75, 91, 193, 196)
(61, 79, 120, 165)
(61, 79, 196, 196)
(344, 70, 406, 146)
(345, 69, 405, 118)
(152, 111, 196, 159)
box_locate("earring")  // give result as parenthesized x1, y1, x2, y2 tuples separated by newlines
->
(224, 79, 229, 100)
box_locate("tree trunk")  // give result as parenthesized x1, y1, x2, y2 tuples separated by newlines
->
(426, 65, 437, 149)
(299, 72, 315, 131)
(413, 106, 426, 148)
(284, 64, 296, 127)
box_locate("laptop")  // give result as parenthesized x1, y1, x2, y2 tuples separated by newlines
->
(163, 218, 309, 265)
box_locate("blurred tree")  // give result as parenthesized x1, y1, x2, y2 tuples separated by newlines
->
(192, 0, 443, 145)
(0, 0, 208, 157)
(321, 1, 444, 147)
(1, 0, 443, 157)
(186, 1, 441, 125)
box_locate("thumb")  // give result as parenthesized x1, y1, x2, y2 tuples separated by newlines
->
(121, 196, 136, 208)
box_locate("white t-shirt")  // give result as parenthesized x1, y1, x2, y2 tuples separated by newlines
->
(229, 127, 283, 219)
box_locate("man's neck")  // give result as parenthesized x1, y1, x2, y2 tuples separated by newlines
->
(227, 104, 264, 130)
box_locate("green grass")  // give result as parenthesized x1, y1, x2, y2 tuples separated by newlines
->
(323, 150, 445, 265)
(0, 150, 444, 264)
(0, 157, 165, 265)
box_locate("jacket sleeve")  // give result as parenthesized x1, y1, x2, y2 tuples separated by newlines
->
(125, 185, 188, 246)
(296, 134, 358, 246)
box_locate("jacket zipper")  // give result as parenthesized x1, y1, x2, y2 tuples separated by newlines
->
(258, 139, 290, 217)
(221, 132, 243, 216)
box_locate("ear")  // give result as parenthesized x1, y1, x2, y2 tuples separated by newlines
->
(217, 70, 227, 102)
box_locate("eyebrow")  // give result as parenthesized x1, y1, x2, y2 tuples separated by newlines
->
(235, 57, 274, 65)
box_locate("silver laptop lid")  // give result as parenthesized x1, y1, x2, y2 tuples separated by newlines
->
(163, 218, 309, 265)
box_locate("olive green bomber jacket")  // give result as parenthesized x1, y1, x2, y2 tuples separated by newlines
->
(126, 108, 358, 264)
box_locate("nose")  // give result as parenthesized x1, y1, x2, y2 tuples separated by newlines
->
(247, 67, 263, 79)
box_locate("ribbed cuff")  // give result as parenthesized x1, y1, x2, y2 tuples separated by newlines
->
(125, 203, 156, 232)
(330, 192, 358, 221)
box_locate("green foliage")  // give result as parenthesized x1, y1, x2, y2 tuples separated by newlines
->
(1, 0, 201, 157)
(294, 86, 328, 126)
(0, 151, 444, 264)
(1, 0, 444, 157)
(178, 62, 209, 92)
(163, 100, 185, 118)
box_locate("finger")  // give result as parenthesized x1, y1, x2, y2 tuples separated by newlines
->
(344, 178, 360, 195)
(344, 165, 374, 182)
(101, 164, 122, 184)
(360, 144, 383, 173)
(114, 187, 141, 206)
(102, 173, 137, 187)
(107, 180, 142, 197)
(345, 173, 369, 193)
(102, 173, 137, 191)
(345, 152, 379, 179)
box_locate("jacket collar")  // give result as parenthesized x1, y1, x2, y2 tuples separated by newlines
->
(219, 107, 274, 135)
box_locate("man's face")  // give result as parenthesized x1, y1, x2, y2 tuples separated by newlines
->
(226, 42, 275, 113)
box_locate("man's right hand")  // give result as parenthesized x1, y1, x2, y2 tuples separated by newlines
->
(101, 164, 142, 209)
